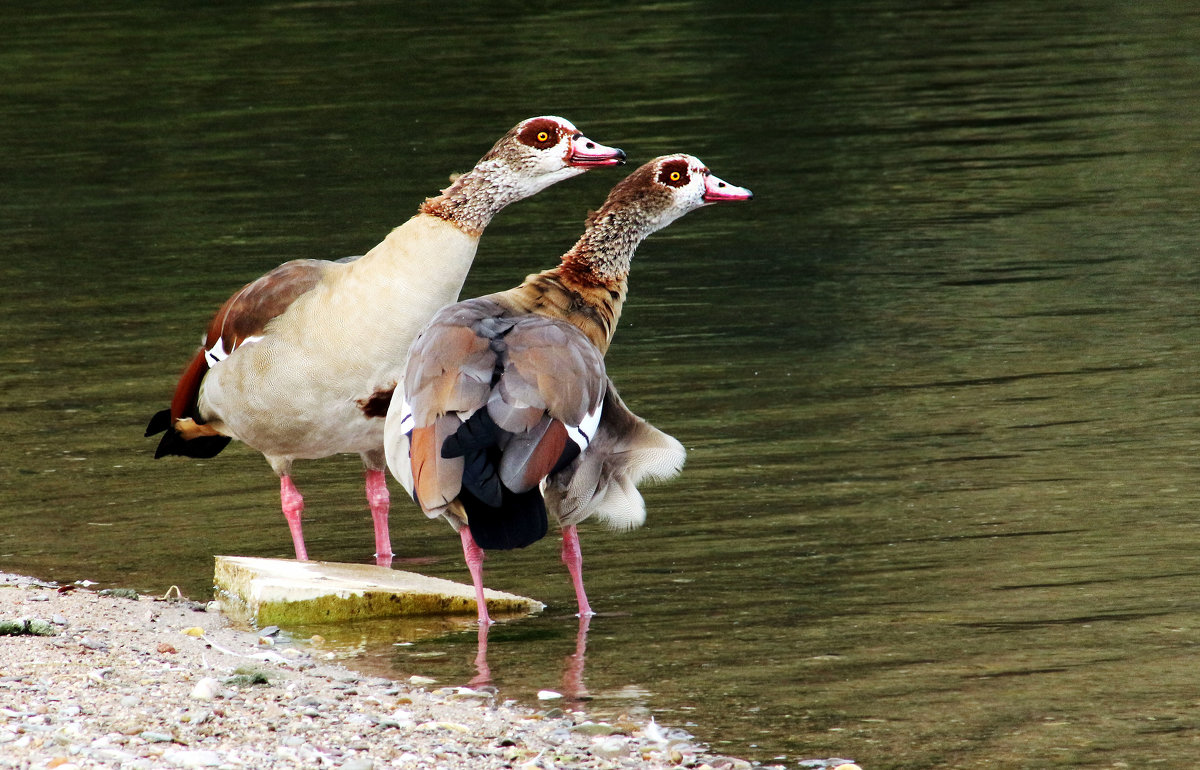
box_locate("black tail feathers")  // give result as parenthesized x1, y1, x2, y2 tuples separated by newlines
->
(445, 408, 549, 550)
(145, 408, 172, 437)
(145, 408, 231, 459)
(462, 486, 549, 551)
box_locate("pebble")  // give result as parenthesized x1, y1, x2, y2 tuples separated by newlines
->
(189, 677, 222, 701)
(162, 748, 224, 767)
(0, 618, 58, 636)
(592, 736, 629, 758)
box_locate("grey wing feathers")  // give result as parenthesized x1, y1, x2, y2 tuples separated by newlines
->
(403, 296, 610, 518)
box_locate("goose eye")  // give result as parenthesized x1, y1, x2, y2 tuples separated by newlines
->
(658, 160, 690, 187)
(518, 119, 561, 148)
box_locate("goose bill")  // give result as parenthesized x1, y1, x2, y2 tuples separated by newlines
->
(702, 173, 753, 202)
(567, 134, 627, 167)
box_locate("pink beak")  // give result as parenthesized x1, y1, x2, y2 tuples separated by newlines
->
(702, 173, 753, 202)
(567, 133, 627, 167)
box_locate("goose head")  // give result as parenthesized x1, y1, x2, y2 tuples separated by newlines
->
(589, 153, 753, 236)
(480, 115, 626, 199)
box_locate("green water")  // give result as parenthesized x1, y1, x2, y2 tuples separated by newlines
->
(3, 3, 1200, 767)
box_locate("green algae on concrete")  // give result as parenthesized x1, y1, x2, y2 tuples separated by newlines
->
(214, 556, 544, 627)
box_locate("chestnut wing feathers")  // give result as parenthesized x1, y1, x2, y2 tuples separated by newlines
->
(145, 259, 333, 457)
(204, 259, 333, 363)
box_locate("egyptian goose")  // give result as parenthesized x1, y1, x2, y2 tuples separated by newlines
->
(385, 154, 752, 623)
(145, 117, 625, 566)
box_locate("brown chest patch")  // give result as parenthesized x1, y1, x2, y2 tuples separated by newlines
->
(357, 387, 395, 418)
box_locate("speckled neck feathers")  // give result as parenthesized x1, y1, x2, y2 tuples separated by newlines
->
(502, 167, 679, 353)
(557, 161, 677, 288)
(418, 160, 527, 236)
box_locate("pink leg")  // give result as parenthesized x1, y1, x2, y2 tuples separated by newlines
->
(279, 476, 308, 561)
(460, 528, 493, 626)
(561, 525, 594, 617)
(365, 469, 392, 566)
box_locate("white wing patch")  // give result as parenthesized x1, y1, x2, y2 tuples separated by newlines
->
(204, 334, 263, 367)
(396, 399, 415, 436)
(566, 402, 602, 452)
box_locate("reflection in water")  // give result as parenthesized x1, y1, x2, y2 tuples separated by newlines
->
(471, 623, 491, 690)
(2, 2, 1200, 767)
(561, 614, 591, 702)
(469, 613, 592, 699)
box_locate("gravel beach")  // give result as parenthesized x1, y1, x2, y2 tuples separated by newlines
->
(0, 572, 861, 770)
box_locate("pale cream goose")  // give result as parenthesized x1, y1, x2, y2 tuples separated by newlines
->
(145, 116, 625, 566)
(385, 154, 752, 622)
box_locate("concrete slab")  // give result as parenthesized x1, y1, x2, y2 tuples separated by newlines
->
(213, 556, 544, 627)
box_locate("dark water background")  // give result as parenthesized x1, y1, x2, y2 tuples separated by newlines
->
(3, 3, 1200, 767)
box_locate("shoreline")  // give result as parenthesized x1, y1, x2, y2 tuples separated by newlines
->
(0, 571, 854, 770)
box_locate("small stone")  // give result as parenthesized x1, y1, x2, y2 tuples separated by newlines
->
(79, 635, 108, 650)
(99, 588, 140, 600)
(408, 675, 436, 686)
(87, 668, 114, 683)
(189, 678, 221, 701)
(573, 721, 617, 736)
(416, 720, 471, 734)
(140, 730, 173, 743)
(536, 690, 563, 701)
(181, 626, 205, 637)
(162, 748, 223, 768)
(51, 615, 69, 626)
(157, 642, 177, 654)
(380, 710, 415, 729)
(0, 618, 58, 637)
(179, 708, 213, 725)
(592, 736, 628, 758)
(340, 759, 374, 770)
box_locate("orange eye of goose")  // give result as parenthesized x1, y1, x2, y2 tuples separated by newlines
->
(669, 171, 681, 181)
(537, 131, 550, 142)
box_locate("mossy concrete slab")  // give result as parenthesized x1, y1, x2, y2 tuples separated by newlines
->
(214, 556, 544, 627)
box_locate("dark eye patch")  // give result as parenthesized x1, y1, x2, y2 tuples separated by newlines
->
(517, 118, 561, 149)
(658, 159, 690, 187)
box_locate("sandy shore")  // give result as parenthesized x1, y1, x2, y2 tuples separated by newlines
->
(0, 572, 859, 770)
